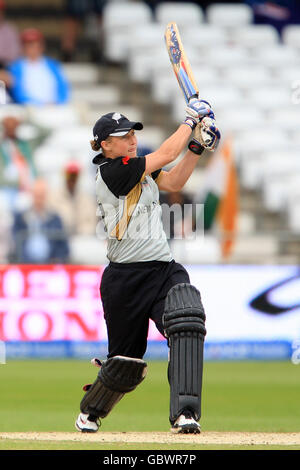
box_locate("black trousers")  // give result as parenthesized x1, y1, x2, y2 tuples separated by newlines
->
(100, 260, 190, 359)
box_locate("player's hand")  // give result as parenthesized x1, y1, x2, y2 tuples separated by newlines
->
(185, 98, 214, 125)
(188, 117, 221, 154)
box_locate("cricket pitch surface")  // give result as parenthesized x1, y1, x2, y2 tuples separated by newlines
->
(1, 432, 300, 445)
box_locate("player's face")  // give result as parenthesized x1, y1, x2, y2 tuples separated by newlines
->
(104, 129, 137, 159)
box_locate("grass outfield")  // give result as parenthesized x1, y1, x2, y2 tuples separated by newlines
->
(0, 360, 299, 450)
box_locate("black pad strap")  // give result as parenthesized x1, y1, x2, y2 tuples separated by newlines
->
(80, 356, 147, 419)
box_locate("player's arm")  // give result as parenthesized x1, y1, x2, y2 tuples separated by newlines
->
(156, 119, 221, 192)
(156, 149, 201, 192)
(144, 99, 211, 176)
(144, 123, 192, 175)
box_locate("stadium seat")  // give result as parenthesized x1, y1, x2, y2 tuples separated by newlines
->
(262, 173, 298, 212)
(282, 25, 300, 48)
(171, 86, 244, 123)
(229, 25, 279, 48)
(127, 24, 168, 83)
(183, 26, 229, 49)
(71, 85, 121, 108)
(240, 148, 300, 190)
(291, 129, 300, 146)
(269, 106, 300, 132)
(148, 46, 203, 85)
(42, 126, 93, 169)
(103, 1, 152, 62)
(103, 1, 152, 29)
(155, 2, 204, 28)
(246, 86, 290, 112)
(62, 63, 100, 86)
(191, 84, 244, 110)
(260, 152, 300, 205)
(44, 125, 92, 150)
(33, 146, 71, 175)
(262, 152, 300, 178)
(252, 45, 299, 67)
(151, 73, 178, 105)
(275, 65, 300, 88)
(152, 65, 217, 105)
(128, 47, 164, 83)
(204, 45, 253, 67)
(215, 105, 265, 135)
(222, 65, 272, 90)
(236, 128, 288, 157)
(206, 3, 253, 27)
(128, 23, 164, 57)
(28, 105, 82, 130)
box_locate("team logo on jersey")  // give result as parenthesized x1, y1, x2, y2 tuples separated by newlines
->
(122, 156, 129, 165)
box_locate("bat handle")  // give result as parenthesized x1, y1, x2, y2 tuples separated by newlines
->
(188, 93, 199, 102)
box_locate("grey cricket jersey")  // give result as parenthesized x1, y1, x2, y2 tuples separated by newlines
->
(95, 154, 173, 263)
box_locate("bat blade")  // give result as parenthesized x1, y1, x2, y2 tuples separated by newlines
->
(164, 22, 199, 103)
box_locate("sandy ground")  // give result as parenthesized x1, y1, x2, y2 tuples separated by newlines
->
(1, 432, 300, 445)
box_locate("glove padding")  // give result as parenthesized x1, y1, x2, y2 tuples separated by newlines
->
(185, 98, 214, 125)
(188, 117, 221, 154)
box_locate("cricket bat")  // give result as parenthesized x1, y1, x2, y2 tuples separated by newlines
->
(165, 22, 219, 148)
(164, 22, 199, 104)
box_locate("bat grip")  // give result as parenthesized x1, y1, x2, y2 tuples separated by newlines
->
(188, 93, 199, 102)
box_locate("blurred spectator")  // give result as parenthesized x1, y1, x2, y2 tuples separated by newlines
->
(0, 115, 37, 201)
(12, 179, 70, 264)
(61, 0, 108, 62)
(48, 160, 97, 235)
(0, 0, 21, 68)
(5, 28, 70, 105)
(160, 190, 193, 240)
(245, 1, 300, 34)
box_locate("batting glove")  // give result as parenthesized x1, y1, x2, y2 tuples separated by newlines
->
(188, 117, 221, 154)
(184, 98, 215, 130)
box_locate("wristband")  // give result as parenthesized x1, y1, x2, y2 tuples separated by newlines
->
(188, 139, 205, 155)
(183, 117, 197, 131)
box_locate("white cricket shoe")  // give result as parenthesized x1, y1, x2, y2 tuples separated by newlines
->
(171, 410, 201, 434)
(75, 413, 100, 433)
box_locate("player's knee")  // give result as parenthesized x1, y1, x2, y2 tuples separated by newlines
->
(163, 283, 206, 339)
(99, 355, 147, 393)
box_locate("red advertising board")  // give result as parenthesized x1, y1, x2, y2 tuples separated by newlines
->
(0, 265, 165, 342)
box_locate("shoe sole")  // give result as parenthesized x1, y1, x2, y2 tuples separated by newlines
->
(171, 424, 201, 434)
